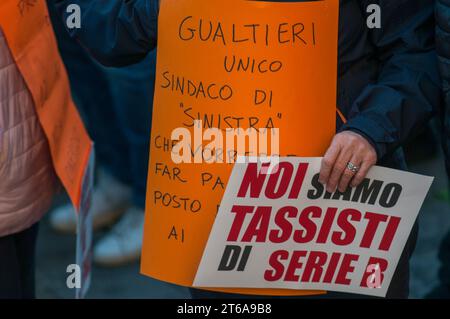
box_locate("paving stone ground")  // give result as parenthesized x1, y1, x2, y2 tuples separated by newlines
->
(36, 216, 189, 299)
(36, 154, 450, 299)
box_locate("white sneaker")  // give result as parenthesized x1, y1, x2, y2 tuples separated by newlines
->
(93, 207, 144, 267)
(49, 169, 132, 234)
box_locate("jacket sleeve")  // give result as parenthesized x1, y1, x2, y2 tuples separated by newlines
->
(340, 0, 441, 161)
(436, 0, 450, 178)
(52, 0, 159, 67)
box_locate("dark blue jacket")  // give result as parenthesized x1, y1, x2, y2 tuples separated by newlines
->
(436, 0, 450, 179)
(54, 0, 441, 170)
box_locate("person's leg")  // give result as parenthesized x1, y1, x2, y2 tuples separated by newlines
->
(48, 2, 133, 183)
(384, 221, 418, 299)
(107, 50, 156, 209)
(14, 223, 39, 299)
(92, 51, 156, 266)
(48, 3, 135, 234)
(0, 223, 39, 299)
(438, 230, 450, 288)
(0, 232, 21, 299)
(425, 228, 450, 298)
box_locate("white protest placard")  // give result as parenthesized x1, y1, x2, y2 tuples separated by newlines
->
(194, 157, 433, 297)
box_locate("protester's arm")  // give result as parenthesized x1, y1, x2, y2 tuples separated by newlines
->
(53, 0, 159, 66)
(343, 0, 441, 160)
(320, 0, 441, 192)
(436, 0, 450, 179)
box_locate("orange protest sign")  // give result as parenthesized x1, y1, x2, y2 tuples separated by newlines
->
(0, 0, 92, 210)
(141, 0, 339, 295)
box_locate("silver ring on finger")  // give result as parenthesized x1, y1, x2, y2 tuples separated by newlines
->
(347, 162, 359, 174)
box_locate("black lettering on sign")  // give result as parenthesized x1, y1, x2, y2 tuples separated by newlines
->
(201, 172, 225, 190)
(307, 174, 403, 208)
(160, 71, 233, 101)
(218, 245, 253, 271)
(168, 226, 185, 243)
(224, 55, 283, 74)
(155, 162, 187, 183)
(182, 108, 279, 130)
(154, 135, 179, 153)
(154, 191, 202, 213)
(177, 16, 317, 46)
(254, 89, 273, 107)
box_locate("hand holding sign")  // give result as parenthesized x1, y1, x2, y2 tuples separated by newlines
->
(194, 157, 433, 297)
(320, 131, 378, 193)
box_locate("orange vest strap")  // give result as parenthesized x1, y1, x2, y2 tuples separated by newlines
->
(0, 0, 92, 210)
(336, 107, 347, 124)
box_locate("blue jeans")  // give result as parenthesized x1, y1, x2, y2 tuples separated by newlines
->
(105, 52, 156, 208)
(48, 2, 156, 209)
